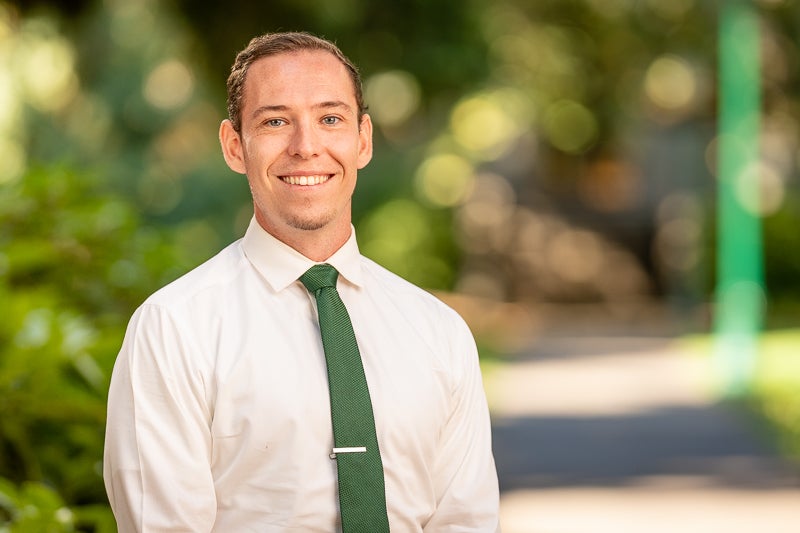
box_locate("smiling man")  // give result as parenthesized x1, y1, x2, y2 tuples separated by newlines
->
(103, 32, 500, 532)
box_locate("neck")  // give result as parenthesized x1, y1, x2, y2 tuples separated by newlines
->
(254, 212, 352, 262)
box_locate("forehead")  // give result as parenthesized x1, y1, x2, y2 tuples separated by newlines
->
(242, 50, 357, 109)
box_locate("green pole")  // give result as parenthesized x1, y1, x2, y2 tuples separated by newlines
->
(715, 0, 765, 397)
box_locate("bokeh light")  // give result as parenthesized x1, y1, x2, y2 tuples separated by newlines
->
(152, 103, 219, 175)
(456, 172, 516, 255)
(360, 198, 427, 261)
(644, 55, 698, 117)
(62, 93, 114, 155)
(577, 159, 641, 212)
(654, 193, 703, 273)
(736, 161, 786, 216)
(546, 229, 603, 284)
(414, 153, 475, 207)
(542, 99, 598, 154)
(0, 67, 21, 133)
(359, 198, 453, 287)
(137, 170, 183, 214)
(108, 0, 157, 49)
(17, 30, 78, 113)
(143, 59, 195, 110)
(364, 70, 420, 128)
(0, 138, 26, 184)
(450, 88, 533, 160)
(174, 219, 222, 261)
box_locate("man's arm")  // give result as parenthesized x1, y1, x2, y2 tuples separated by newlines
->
(425, 312, 501, 532)
(104, 304, 217, 532)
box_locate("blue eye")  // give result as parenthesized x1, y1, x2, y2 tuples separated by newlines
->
(266, 119, 285, 127)
(322, 116, 340, 125)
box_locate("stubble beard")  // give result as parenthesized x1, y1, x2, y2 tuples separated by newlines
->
(277, 196, 341, 233)
(286, 213, 331, 232)
(282, 195, 334, 231)
(252, 187, 352, 238)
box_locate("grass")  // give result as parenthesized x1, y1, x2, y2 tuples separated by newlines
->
(681, 329, 800, 464)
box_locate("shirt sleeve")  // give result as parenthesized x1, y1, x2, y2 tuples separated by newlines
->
(104, 304, 217, 532)
(424, 310, 501, 532)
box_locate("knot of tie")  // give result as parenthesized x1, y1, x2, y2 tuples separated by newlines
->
(300, 263, 339, 293)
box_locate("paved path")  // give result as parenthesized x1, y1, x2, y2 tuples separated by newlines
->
(485, 335, 800, 533)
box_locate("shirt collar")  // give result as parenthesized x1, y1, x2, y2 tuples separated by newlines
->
(241, 217, 364, 292)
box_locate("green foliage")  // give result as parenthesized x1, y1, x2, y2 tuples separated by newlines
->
(746, 330, 800, 464)
(0, 478, 74, 532)
(358, 198, 459, 288)
(0, 164, 206, 527)
(763, 193, 800, 310)
(703, 191, 800, 327)
(0, 476, 117, 532)
(682, 330, 800, 466)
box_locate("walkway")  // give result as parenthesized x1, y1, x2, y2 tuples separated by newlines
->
(486, 334, 800, 533)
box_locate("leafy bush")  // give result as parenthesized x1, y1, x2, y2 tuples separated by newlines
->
(0, 165, 206, 529)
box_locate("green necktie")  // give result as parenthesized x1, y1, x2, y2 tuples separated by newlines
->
(299, 264, 390, 533)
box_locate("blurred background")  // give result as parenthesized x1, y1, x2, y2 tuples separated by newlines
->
(0, 0, 798, 531)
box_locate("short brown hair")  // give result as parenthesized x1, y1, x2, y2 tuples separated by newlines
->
(226, 31, 366, 132)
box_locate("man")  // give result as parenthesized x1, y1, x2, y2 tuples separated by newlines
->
(104, 31, 500, 532)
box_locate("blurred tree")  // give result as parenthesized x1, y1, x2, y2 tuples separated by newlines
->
(0, 5, 217, 525)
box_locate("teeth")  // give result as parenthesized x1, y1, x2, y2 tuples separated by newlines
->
(281, 175, 330, 186)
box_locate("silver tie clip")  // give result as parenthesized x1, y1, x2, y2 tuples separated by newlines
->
(330, 446, 367, 459)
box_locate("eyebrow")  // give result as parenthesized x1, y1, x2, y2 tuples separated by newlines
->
(251, 100, 353, 119)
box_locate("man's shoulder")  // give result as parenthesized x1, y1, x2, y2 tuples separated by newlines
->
(144, 239, 246, 309)
(359, 256, 462, 321)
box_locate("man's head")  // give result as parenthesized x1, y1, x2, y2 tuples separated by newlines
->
(226, 32, 366, 133)
(218, 32, 373, 260)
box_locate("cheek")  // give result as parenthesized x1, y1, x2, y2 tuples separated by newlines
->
(242, 139, 261, 167)
(342, 144, 368, 171)
(242, 136, 280, 166)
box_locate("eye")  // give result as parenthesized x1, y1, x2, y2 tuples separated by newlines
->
(321, 116, 341, 126)
(265, 118, 286, 127)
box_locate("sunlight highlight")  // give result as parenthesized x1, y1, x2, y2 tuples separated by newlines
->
(645, 55, 697, 113)
(414, 153, 475, 207)
(19, 33, 79, 112)
(543, 99, 597, 154)
(450, 89, 532, 160)
(364, 70, 420, 128)
(144, 59, 195, 110)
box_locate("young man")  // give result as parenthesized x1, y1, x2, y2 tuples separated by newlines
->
(104, 31, 500, 532)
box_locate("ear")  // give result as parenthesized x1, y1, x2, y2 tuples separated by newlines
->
(357, 113, 373, 170)
(219, 119, 247, 174)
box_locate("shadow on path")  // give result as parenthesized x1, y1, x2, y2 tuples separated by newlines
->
(494, 405, 797, 491)
(487, 333, 800, 532)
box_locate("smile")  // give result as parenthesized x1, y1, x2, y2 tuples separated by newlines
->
(280, 175, 332, 186)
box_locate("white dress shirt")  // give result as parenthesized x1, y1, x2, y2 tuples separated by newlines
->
(104, 218, 500, 532)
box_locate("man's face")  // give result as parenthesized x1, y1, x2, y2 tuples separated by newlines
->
(220, 50, 372, 242)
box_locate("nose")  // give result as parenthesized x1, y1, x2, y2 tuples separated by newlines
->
(288, 121, 320, 159)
